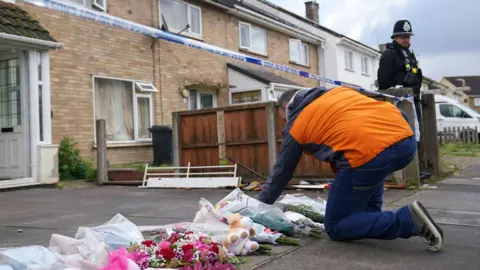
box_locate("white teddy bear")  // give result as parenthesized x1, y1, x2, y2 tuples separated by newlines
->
(222, 213, 259, 256)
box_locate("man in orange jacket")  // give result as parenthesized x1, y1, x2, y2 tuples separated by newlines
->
(258, 86, 443, 251)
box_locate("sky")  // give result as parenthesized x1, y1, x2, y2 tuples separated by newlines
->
(269, 0, 480, 81)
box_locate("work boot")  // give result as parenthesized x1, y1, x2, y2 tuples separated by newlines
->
(409, 201, 444, 252)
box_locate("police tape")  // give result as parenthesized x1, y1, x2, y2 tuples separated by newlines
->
(22, 0, 413, 103)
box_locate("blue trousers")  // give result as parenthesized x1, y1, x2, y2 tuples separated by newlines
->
(324, 136, 419, 241)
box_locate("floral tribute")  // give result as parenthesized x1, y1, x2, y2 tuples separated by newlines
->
(127, 231, 238, 270)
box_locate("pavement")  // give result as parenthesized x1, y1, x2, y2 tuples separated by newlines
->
(1, 164, 480, 269)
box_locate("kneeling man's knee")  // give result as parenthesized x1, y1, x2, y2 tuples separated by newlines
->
(325, 222, 342, 241)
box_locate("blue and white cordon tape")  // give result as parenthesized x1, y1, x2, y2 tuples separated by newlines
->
(21, 0, 415, 105)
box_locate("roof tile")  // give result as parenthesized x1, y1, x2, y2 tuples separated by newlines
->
(0, 2, 56, 42)
(444, 76, 480, 96)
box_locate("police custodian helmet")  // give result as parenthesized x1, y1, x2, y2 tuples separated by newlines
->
(391, 19, 414, 39)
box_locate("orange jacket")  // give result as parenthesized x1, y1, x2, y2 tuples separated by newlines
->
(259, 86, 413, 204)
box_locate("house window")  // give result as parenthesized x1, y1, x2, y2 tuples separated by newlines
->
(189, 89, 217, 110)
(0, 58, 21, 129)
(289, 39, 309, 66)
(160, 0, 202, 37)
(63, 0, 107, 11)
(94, 77, 156, 142)
(344, 50, 354, 71)
(232, 90, 262, 104)
(474, 98, 480, 107)
(361, 56, 369, 76)
(239, 22, 267, 55)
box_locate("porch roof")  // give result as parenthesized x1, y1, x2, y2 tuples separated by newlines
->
(0, 2, 58, 44)
(227, 62, 302, 87)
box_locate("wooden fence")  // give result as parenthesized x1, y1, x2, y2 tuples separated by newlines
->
(172, 89, 441, 186)
(171, 102, 333, 179)
(439, 126, 479, 145)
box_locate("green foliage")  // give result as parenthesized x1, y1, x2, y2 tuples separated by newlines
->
(59, 137, 96, 181)
(440, 143, 480, 157)
(111, 163, 146, 171)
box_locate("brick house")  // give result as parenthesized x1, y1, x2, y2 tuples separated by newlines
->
(0, 0, 384, 189)
(0, 0, 328, 188)
(441, 76, 480, 111)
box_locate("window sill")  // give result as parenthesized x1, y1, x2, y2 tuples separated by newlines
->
(168, 29, 204, 42)
(66, 1, 107, 12)
(180, 32, 204, 42)
(93, 141, 153, 149)
(362, 73, 370, 77)
(239, 48, 268, 58)
(289, 61, 310, 68)
(345, 68, 355, 73)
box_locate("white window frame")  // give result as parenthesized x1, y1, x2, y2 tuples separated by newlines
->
(474, 98, 480, 107)
(135, 81, 158, 93)
(65, 0, 86, 6)
(64, 0, 107, 11)
(134, 93, 154, 141)
(239, 22, 267, 56)
(93, 0, 107, 11)
(159, 0, 203, 37)
(289, 39, 309, 66)
(345, 50, 354, 71)
(188, 89, 217, 110)
(230, 89, 263, 105)
(92, 75, 155, 144)
(361, 56, 370, 76)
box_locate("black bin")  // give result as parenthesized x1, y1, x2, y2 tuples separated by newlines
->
(149, 126, 173, 166)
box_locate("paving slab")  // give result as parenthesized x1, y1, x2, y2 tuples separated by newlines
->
(438, 177, 480, 186)
(427, 208, 480, 227)
(256, 225, 480, 270)
(391, 190, 480, 212)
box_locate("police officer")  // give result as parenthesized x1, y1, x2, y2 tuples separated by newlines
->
(377, 19, 430, 180)
(378, 19, 422, 91)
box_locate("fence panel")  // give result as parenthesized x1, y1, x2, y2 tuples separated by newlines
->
(439, 126, 479, 145)
(224, 105, 270, 177)
(180, 111, 219, 169)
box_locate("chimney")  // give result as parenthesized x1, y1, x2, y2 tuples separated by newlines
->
(305, 1, 319, 23)
(379, 43, 387, 53)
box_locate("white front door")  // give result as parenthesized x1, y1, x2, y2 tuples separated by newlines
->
(0, 55, 28, 180)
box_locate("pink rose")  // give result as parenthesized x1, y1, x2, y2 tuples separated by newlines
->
(159, 241, 171, 250)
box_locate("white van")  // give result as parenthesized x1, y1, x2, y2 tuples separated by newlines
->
(434, 94, 480, 137)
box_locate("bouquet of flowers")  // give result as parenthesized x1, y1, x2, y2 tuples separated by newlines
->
(126, 231, 238, 270)
(284, 211, 325, 239)
(215, 189, 296, 236)
(277, 194, 326, 223)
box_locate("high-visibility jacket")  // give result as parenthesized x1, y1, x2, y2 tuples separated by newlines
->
(259, 86, 414, 204)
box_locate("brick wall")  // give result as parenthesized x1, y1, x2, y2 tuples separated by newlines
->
(20, 0, 157, 165)
(156, 0, 319, 125)
(19, 0, 320, 165)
